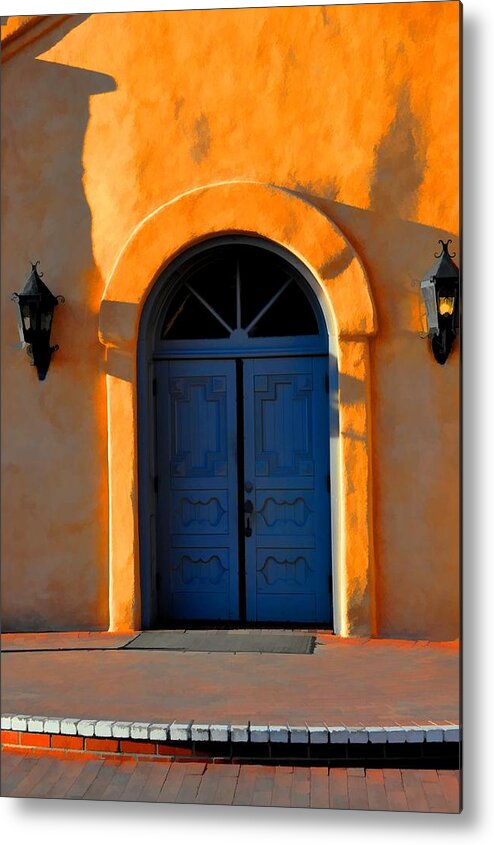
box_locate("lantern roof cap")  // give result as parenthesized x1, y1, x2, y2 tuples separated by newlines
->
(17, 262, 59, 305)
(422, 239, 459, 283)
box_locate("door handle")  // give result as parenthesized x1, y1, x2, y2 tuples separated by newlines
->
(244, 499, 254, 537)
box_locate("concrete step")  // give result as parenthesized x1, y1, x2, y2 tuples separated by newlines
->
(1, 713, 461, 768)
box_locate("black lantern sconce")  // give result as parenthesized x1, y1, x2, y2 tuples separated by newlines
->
(11, 262, 65, 381)
(420, 239, 460, 365)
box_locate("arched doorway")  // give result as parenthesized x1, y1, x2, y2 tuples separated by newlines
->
(101, 181, 377, 636)
(139, 236, 333, 626)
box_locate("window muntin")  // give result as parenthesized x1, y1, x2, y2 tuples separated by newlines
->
(161, 245, 320, 342)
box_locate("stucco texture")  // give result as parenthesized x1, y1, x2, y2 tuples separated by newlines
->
(1, 3, 460, 639)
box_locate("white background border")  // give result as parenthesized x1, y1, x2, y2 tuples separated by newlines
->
(1, 0, 492, 838)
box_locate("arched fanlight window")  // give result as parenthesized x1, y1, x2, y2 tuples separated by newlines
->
(160, 243, 321, 344)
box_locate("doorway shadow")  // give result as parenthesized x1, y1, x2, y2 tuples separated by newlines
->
(1, 15, 117, 632)
(292, 188, 460, 642)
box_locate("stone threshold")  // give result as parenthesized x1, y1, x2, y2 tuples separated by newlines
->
(1, 714, 460, 745)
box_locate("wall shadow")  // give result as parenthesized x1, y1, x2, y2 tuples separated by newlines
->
(295, 156, 459, 642)
(301, 194, 458, 337)
(1, 15, 116, 631)
(369, 82, 427, 221)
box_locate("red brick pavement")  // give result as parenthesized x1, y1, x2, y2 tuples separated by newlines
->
(1, 632, 136, 651)
(0, 749, 460, 812)
(1, 635, 459, 726)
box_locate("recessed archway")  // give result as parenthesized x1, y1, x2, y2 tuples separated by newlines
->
(138, 235, 333, 628)
(99, 181, 377, 636)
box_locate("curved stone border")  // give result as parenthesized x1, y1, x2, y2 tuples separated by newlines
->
(99, 180, 378, 637)
(1, 713, 460, 744)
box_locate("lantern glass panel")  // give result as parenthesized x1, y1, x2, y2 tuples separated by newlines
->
(40, 312, 53, 330)
(15, 304, 25, 342)
(438, 296, 455, 317)
(420, 279, 439, 336)
(21, 304, 33, 331)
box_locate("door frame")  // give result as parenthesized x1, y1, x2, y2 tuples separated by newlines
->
(137, 235, 338, 629)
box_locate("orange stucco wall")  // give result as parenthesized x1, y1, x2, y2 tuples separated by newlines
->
(1, 3, 460, 638)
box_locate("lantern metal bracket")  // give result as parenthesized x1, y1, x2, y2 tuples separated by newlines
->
(434, 239, 456, 259)
(25, 342, 60, 362)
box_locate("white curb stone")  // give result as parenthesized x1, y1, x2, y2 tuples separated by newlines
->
(307, 725, 329, 744)
(130, 722, 151, 740)
(289, 725, 309, 743)
(27, 717, 44, 733)
(43, 718, 61, 734)
(367, 727, 387, 743)
(60, 718, 80, 735)
(1, 716, 13, 730)
(443, 726, 461, 742)
(383, 727, 407, 743)
(112, 721, 131, 739)
(326, 726, 350, 743)
(94, 720, 114, 738)
(231, 724, 249, 742)
(11, 715, 30, 731)
(77, 720, 97, 737)
(424, 726, 444, 742)
(210, 724, 229, 742)
(269, 725, 289, 743)
(403, 727, 426, 743)
(348, 728, 369, 744)
(191, 724, 210, 741)
(250, 725, 269, 743)
(149, 723, 169, 741)
(169, 721, 191, 742)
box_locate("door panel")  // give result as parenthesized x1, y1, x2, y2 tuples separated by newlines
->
(155, 360, 239, 620)
(243, 357, 331, 623)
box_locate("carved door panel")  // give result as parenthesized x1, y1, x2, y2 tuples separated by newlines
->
(243, 357, 331, 623)
(155, 360, 239, 620)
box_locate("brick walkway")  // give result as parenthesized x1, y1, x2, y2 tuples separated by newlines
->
(0, 750, 460, 811)
(1, 634, 459, 727)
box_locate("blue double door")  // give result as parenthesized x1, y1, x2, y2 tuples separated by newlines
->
(155, 356, 332, 625)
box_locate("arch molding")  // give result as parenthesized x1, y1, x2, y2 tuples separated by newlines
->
(99, 181, 377, 636)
